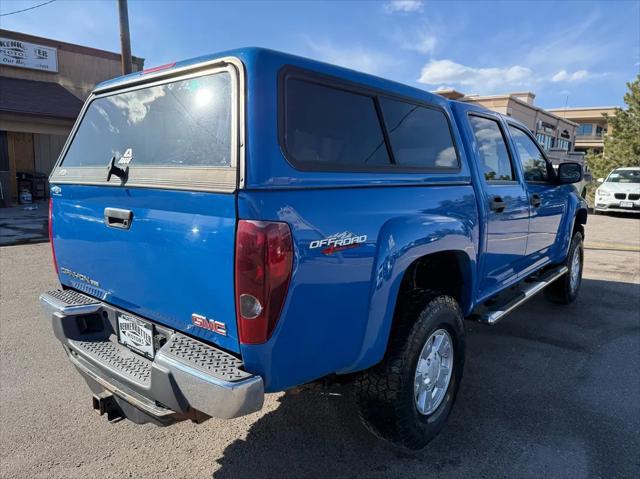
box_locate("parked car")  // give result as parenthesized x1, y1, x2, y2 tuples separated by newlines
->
(594, 167, 640, 214)
(40, 48, 587, 450)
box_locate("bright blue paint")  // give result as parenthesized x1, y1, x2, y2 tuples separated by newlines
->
(51, 48, 588, 394)
(52, 185, 240, 353)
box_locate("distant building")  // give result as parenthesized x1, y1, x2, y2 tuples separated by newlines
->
(0, 29, 144, 205)
(546, 106, 617, 154)
(437, 89, 583, 166)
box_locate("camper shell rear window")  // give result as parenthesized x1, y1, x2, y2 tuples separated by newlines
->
(50, 61, 241, 193)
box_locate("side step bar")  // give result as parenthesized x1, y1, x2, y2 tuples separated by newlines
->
(478, 266, 568, 325)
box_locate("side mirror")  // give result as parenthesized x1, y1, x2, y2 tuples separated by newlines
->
(597, 178, 605, 183)
(557, 162, 583, 184)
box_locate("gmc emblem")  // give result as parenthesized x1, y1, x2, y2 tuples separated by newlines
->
(191, 313, 227, 336)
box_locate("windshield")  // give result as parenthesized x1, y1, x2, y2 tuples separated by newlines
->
(606, 170, 640, 183)
(62, 72, 232, 168)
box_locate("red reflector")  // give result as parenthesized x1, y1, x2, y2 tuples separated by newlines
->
(235, 220, 293, 344)
(48, 198, 58, 274)
(142, 62, 176, 74)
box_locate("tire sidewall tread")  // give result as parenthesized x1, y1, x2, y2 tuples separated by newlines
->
(355, 290, 465, 450)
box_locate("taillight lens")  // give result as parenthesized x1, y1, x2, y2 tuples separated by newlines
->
(48, 198, 58, 274)
(235, 220, 293, 344)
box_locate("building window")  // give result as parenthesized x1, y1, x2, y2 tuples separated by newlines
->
(577, 124, 593, 136)
(557, 138, 570, 151)
(595, 125, 604, 137)
(536, 133, 554, 150)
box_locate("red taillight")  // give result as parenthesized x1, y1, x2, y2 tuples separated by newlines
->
(235, 220, 293, 344)
(48, 198, 58, 274)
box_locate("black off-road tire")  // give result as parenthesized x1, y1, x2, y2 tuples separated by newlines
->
(544, 231, 584, 304)
(354, 290, 465, 450)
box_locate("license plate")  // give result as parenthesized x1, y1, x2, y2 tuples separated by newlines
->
(620, 201, 634, 208)
(117, 313, 155, 359)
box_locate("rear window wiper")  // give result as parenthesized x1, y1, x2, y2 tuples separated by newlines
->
(106, 156, 129, 183)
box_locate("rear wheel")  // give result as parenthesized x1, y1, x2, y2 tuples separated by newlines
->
(545, 231, 584, 304)
(354, 290, 465, 450)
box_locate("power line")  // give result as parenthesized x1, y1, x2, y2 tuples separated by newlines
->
(0, 0, 56, 17)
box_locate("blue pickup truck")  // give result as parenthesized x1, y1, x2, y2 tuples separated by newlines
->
(40, 48, 587, 449)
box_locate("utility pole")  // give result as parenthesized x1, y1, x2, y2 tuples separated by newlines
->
(118, 0, 133, 74)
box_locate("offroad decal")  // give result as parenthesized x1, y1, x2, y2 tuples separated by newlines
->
(310, 231, 367, 255)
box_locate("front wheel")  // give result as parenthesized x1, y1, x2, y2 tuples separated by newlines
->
(545, 231, 584, 304)
(354, 291, 465, 450)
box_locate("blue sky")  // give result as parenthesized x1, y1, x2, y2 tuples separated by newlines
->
(1, 0, 638, 108)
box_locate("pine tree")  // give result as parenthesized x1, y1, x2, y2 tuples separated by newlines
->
(587, 75, 640, 179)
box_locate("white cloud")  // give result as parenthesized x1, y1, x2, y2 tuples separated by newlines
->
(418, 59, 533, 91)
(305, 39, 396, 76)
(384, 1, 424, 14)
(393, 25, 437, 54)
(551, 69, 590, 82)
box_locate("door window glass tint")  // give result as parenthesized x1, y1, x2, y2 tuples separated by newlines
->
(469, 116, 514, 181)
(380, 98, 458, 169)
(284, 79, 390, 168)
(62, 72, 232, 168)
(509, 126, 550, 182)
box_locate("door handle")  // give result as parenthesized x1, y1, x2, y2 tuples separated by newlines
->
(530, 194, 542, 208)
(489, 196, 506, 213)
(104, 207, 133, 229)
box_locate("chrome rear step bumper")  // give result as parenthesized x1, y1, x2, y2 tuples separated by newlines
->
(40, 290, 263, 425)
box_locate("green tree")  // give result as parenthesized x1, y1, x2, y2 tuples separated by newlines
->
(586, 75, 640, 180)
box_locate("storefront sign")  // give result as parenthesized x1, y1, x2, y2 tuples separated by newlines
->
(0, 37, 58, 72)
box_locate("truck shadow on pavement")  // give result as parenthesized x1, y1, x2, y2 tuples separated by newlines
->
(214, 278, 640, 479)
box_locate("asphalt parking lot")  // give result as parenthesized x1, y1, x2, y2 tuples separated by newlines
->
(1, 214, 639, 479)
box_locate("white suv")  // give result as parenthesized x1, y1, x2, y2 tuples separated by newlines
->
(594, 167, 640, 215)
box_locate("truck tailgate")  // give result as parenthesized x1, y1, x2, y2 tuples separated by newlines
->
(52, 185, 240, 352)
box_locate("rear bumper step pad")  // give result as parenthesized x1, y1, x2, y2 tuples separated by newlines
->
(40, 289, 263, 424)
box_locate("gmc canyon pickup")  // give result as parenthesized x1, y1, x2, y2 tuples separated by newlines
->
(40, 48, 587, 449)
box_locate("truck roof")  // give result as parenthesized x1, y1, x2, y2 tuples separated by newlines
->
(94, 46, 451, 109)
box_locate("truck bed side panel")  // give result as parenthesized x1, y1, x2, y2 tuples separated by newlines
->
(237, 186, 478, 391)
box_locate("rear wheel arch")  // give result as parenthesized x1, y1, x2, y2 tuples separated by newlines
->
(398, 250, 472, 314)
(380, 250, 471, 358)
